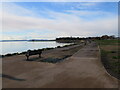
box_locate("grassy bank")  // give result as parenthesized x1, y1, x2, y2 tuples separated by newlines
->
(96, 39, 120, 79)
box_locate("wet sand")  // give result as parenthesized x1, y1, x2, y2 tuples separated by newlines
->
(2, 42, 119, 88)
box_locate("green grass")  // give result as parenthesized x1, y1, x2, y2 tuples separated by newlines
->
(96, 39, 120, 45)
(96, 39, 120, 79)
(101, 49, 108, 56)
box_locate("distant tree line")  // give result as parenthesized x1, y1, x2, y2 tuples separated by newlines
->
(56, 37, 86, 43)
(56, 35, 117, 43)
(56, 37, 86, 40)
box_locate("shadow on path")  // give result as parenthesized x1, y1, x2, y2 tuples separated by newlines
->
(25, 57, 42, 61)
(1, 74, 26, 81)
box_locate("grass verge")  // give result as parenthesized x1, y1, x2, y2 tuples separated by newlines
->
(96, 39, 120, 79)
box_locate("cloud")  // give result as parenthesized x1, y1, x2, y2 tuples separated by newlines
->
(70, 2, 98, 10)
(66, 10, 116, 18)
(1, 2, 118, 40)
(2, 2, 36, 17)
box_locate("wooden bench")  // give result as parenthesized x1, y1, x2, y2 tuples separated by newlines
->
(25, 50, 42, 60)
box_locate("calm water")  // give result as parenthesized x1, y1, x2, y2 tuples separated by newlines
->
(0, 41, 70, 55)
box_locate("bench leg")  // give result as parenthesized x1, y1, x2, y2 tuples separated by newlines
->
(39, 54, 41, 58)
(26, 56, 29, 61)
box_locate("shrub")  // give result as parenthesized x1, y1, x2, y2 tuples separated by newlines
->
(57, 46, 61, 48)
(110, 51, 116, 53)
(112, 56, 120, 59)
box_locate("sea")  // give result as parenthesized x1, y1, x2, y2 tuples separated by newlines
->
(0, 41, 70, 55)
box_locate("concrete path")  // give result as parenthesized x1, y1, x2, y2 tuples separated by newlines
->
(2, 42, 119, 88)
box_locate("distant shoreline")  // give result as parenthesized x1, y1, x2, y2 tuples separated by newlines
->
(0, 39, 55, 42)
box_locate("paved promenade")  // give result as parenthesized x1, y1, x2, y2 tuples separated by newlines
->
(2, 42, 119, 88)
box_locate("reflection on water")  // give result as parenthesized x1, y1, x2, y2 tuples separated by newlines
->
(0, 41, 70, 55)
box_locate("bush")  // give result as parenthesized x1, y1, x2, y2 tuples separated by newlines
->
(5, 54, 13, 56)
(112, 56, 120, 59)
(57, 46, 61, 48)
(110, 51, 116, 53)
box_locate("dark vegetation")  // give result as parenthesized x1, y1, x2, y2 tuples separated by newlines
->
(41, 55, 72, 63)
(40, 44, 82, 63)
(56, 37, 86, 43)
(96, 39, 120, 79)
(56, 35, 117, 43)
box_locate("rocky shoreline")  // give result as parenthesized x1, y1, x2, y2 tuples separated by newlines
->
(0, 43, 77, 58)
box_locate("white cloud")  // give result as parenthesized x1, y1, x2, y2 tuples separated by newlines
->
(1, 2, 118, 40)
(66, 10, 116, 17)
(70, 2, 98, 10)
(2, 2, 37, 17)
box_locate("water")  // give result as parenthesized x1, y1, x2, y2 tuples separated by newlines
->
(0, 41, 70, 55)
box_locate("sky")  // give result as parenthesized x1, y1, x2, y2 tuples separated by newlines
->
(1, 2, 118, 40)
